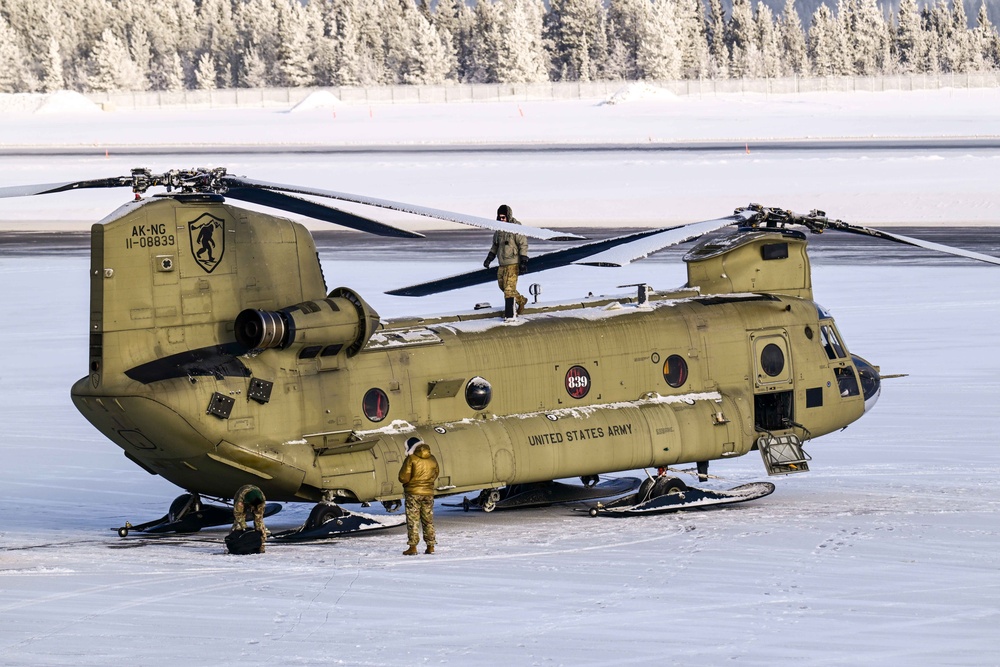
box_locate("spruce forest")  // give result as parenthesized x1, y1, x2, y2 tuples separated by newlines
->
(1, 0, 998, 94)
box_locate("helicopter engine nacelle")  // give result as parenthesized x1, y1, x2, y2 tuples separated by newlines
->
(234, 287, 380, 357)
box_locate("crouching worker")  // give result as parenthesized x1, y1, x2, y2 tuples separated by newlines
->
(226, 484, 268, 555)
(398, 437, 439, 556)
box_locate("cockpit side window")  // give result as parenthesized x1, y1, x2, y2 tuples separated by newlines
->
(819, 324, 846, 360)
(835, 367, 860, 397)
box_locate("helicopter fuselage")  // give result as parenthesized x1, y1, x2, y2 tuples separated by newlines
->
(70, 196, 878, 504)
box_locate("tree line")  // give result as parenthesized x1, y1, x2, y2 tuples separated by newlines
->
(1, 0, 998, 94)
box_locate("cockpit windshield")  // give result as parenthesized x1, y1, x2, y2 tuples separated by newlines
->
(819, 324, 846, 360)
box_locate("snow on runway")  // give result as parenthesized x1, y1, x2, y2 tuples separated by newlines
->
(1, 251, 999, 666)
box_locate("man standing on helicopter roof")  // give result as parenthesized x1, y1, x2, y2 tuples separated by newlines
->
(483, 204, 529, 318)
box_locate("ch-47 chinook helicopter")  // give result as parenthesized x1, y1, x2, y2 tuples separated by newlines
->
(4, 167, 999, 538)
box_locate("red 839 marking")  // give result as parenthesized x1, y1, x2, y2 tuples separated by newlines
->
(564, 365, 591, 399)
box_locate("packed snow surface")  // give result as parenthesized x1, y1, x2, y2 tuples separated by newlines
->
(2, 87, 1000, 230)
(1, 87, 999, 665)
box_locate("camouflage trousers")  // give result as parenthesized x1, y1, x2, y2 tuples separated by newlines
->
(404, 493, 436, 547)
(496, 264, 527, 306)
(232, 485, 267, 535)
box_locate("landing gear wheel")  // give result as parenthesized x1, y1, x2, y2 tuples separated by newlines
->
(588, 507, 599, 517)
(652, 477, 687, 497)
(117, 525, 130, 538)
(306, 503, 345, 530)
(580, 475, 599, 487)
(381, 499, 402, 513)
(481, 489, 501, 513)
(168, 493, 203, 523)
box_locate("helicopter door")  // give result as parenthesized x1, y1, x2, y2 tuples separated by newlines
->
(749, 330, 794, 432)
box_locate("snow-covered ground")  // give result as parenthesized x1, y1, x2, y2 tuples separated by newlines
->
(1, 87, 1000, 665)
(2, 85, 1000, 229)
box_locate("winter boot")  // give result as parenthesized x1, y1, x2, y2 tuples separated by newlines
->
(403, 545, 418, 556)
(425, 545, 435, 555)
(504, 297, 515, 319)
(516, 295, 527, 315)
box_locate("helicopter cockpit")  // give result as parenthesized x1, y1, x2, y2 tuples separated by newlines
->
(816, 304, 881, 411)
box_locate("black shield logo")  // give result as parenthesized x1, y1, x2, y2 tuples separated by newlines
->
(188, 213, 225, 273)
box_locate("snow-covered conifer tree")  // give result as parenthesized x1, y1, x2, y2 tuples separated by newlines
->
(197, 0, 238, 88)
(240, 48, 268, 88)
(779, 0, 809, 75)
(466, 0, 503, 83)
(637, 0, 682, 81)
(0, 15, 29, 93)
(756, 3, 784, 78)
(276, 1, 315, 87)
(707, 0, 730, 77)
(41, 36, 65, 91)
(808, 4, 839, 76)
(727, 0, 758, 77)
(974, 1, 1000, 68)
(91, 28, 146, 91)
(605, 0, 649, 80)
(194, 51, 217, 89)
(495, 0, 548, 83)
(934, 0, 972, 72)
(896, 0, 927, 72)
(920, 5, 942, 72)
(161, 50, 186, 91)
(545, 0, 607, 81)
(843, 0, 891, 75)
(677, 0, 711, 79)
(234, 0, 281, 86)
(383, 0, 417, 84)
(402, 5, 452, 84)
(127, 27, 152, 91)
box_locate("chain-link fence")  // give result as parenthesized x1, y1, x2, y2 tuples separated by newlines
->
(85, 72, 1000, 110)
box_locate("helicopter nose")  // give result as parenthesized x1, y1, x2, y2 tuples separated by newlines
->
(852, 354, 881, 413)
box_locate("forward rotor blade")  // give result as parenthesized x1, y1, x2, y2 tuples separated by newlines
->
(387, 215, 745, 297)
(826, 221, 1000, 266)
(224, 187, 424, 239)
(0, 177, 129, 198)
(222, 176, 584, 241)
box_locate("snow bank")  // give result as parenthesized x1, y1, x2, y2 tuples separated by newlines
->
(602, 81, 679, 105)
(0, 93, 46, 114)
(0, 91, 103, 115)
(288, 89, 341, 112)
(35, 90, 103, 114)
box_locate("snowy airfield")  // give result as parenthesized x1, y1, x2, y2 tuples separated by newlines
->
(2, 87, 1000, 665)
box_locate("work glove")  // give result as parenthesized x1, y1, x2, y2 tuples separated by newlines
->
(518, 256, 528, 274)
(483, 252, 496, 269)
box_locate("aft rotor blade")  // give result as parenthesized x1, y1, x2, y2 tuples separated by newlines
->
(222, 176, 584, 241)
(386, 217, 742, 297)
(826, 221, 1000, 266)
(571, 213, 751, 267)
(225, 187, 424, 239)
(0, 177, 130, 198)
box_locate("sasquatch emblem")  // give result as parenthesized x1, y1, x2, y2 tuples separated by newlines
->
(188, 213, 225, 273)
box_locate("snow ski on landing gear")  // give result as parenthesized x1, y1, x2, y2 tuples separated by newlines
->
(115, 493, 282, 537)
(449, 476, 641, 512)
(270, 503, 405, 542)
(586, 477, 775, 516)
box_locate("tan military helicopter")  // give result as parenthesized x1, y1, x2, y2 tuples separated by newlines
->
(4, 167, 998, 538)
